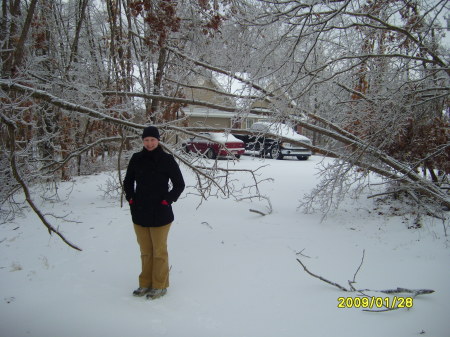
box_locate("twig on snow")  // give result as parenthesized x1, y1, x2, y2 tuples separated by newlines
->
(296, 257, 349, 292)
(349, 249, 365, 291)
(296, 251, 435, 312)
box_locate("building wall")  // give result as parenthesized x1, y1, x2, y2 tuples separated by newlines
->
(183, 75, 268, 130)
(183, 76, 238, 128)
(184, 78, 234, 107)
(188, 116, 231, 128)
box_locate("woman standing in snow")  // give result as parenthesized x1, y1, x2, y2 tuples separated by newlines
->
(123, 126, 185, 299)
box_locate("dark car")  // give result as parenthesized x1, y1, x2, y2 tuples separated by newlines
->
(233, 122, 312, 160)
(183, 132, 245, 159)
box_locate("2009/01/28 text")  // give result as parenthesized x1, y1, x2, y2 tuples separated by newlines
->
(337, 296, 413, 309)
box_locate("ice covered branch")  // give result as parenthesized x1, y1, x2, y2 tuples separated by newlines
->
(3, 79, 447, 211)
(0, 80, 144, 131)
(1, 112, 82, 251)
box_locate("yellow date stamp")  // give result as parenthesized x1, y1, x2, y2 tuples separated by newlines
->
(337, 296, 413, 309)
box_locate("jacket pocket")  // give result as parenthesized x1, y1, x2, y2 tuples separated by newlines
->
(156, 202, 173, 225)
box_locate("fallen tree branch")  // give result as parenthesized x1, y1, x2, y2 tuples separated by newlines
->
(41, 135, 139, 174)
(296, 257, 349, 292)
(249, 209, 266, 216)
(296, 251, 435, 312)
(1, 111, 82, 251)
(4, 79, 447, 210)
(349, 249, 365, 291)
(377, 287, 435, 296)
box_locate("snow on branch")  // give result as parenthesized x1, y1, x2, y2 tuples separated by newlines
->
(0, 80, 144, 131)
(1, 110, 82, 251)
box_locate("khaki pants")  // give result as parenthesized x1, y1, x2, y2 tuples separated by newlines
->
(134, 223, 171, 289)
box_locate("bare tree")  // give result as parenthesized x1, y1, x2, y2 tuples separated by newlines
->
(1, 0, 448, 249)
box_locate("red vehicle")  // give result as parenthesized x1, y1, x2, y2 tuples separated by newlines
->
(183, 132, 245, 159)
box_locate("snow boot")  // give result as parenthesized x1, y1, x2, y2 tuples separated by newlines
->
(133, 287, 151, 297)
(146, 288, 167, 300)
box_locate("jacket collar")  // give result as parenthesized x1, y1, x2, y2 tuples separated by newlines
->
(140, 145, 163, 160)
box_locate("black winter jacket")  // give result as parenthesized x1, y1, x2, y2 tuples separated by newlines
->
(123, 146, 185, 227)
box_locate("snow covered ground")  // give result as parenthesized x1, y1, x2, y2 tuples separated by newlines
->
(1, 155, 449, 337)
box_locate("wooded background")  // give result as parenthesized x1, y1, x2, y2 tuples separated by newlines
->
(1, 0, 448, 246)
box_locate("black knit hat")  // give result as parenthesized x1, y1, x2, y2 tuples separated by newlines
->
(141, 126, 160, 139)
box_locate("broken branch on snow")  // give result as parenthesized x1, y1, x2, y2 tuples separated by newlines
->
(296, 250, 434, 312)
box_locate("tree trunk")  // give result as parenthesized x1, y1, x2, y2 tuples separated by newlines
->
(149, 47, 168, 122)
(11, 0, 39, 75)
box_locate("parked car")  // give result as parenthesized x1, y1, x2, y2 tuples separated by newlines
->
(182, 132, 245, 159)
(233, 122, 312, 160)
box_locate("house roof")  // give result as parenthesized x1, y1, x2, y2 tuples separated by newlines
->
(184, 72, 305, 121)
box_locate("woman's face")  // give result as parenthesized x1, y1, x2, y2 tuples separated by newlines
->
(143, 136, 159, 151)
